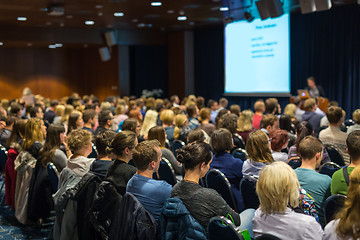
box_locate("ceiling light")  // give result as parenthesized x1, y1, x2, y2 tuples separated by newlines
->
(27, 43, 32, 47)
(132, 19, 139, 23)
(55, 43, 63, 47)
(151, 2, 162, 6)
(177, 16, 187, 21)
(48, 45, 56, 49)
(114, 12, 124, 17)
(85, 20, 95, 25)
(98, 12, 103, 16)
(95, 5, 103, 9)
(167, 10, 174, 14)
(0, 42, 3, 46)
(66, 15, 73, 19)
(220, 7, 229, 11)
(17, 17, 27, 21)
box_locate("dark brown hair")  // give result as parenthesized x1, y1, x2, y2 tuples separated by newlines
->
(176, 141, 213, 170)
(147, 126, 166, 148)
(107, 130, 137, 157)
(210, 128, 233, 152)
(298, 136, 323, 160)
(40, 124, 65, 167)
(346, 131, 360, 160)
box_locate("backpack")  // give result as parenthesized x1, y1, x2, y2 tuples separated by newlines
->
(298, 187, 319, 222)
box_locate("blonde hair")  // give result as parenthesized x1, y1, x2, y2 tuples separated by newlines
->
(284, 103, 296, 118)
(199, 108, 211, 123)
(61, 105, 74, 123)
(256, 161, 300, 214)
(303, 98, 316, 111)
(140, 110, 158, 137)
(160, 109, 175, 125)
(115, 104, 126, 115)
(23, 118, 44, 150)
(66, 129, 92, 152)
(353, 109, 360, 124)
(245, 130, 273, 164)
(55, 105, 65, 116)
(174, 114, 187, 139)
(101, 102, 112, 110)
(335, 166, 360, 239)
(237, 110, 254, 132)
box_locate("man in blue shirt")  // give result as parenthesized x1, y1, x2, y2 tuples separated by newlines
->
(126, 140, 172, 222)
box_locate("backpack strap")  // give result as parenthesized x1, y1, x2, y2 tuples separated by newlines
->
(343, 166, 350, 186)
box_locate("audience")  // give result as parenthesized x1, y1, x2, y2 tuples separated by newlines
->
(347, 109, 360, 134)
(302, 98, 323, 136)
(160, 109, 175, 142)
(260, 114, 279, 135)
(252, 99, 265, 130)
(237, 109, 254, 144)
(269, 129, 289, 162)
(0, 116, 16, 148)
(140, 109, 158, 139)
(82, 109, 96, 134)
(95, 109, 114, 136)
(67, 110, 83, 134)
(198, 107, 215, 137)
(173, 113, 191, 143)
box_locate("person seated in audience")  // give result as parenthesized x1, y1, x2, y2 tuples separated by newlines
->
(65, 129, 94, 178)
(105, 130, 138, 195)
(210, 128, 244, 210)
(113, 104, 128, 131)
(331, 130, 360, 195)
(323, 165, 360, 240)
(140, 109, 158, 139)
(53, 104, 65, 125)
(29, 106, 44, 120)
(252, 99, 265, 130)
(0, 116, 17, 148)
(294, 136, 331, 227)
(171, 95, 180, 108)
(187, 128, 207, 144)
(160, 109, 175, 142)
(279, 114, 296, 147)
(220, 113, 244, 149)
(186, 104, 200, 130)
(305, 76, 326, 98)
(269, 129, 289, 163)
(347, 109, 360, 134)
(260, 114, 279, 135)
(207, 99, 219, 123)
(214, 108, 229, 129)
(126, 140, 172, 222)
(89, 130, 116, 180)
(147, 126, 182, 175)
(230, 104, 241, 117)
(173, 113, 191, 144)
(242, 130, 274, 179)
(198, 107, 215, 137)
(237, 110, 254, 144)
(43, 100, 58, 124)
(253, 161, 323, 239)
(293, 97, 305, 121)
(218, 97, 228, 112)
(67, 110, 84, 134)
(82, 109, 96, 134)
(265, 98, 281, 115)
(283, 103, 296, 121)
(302, 98, 323, 136)
(94, 109, 114, 136)
(172, 141, 255, 236)
(319, 106, 349, 164)
(320, 101, 339, 128)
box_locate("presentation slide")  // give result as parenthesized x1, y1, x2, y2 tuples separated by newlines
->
(224, 14, 290, 96)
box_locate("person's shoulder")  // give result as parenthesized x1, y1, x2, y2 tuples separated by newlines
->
(331, 168, 343, 180)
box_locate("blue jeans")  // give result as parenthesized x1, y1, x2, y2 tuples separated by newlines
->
(237, 208, 256, 239)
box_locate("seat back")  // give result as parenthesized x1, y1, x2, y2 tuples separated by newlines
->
(325, 145, 345, 166)
(319, 162, 341, 177)
(205, 169, 239, 212)
(0, 144, 7, 172)
(87, 143, 98, 158)
(323, 194, 346, 224)
(255, 234, 282, 240)
(231, 148, 248, 161)
(208, 216, 246, 240)
(287, 157, 301, 169)
(233, 133, 245, 149)
(153, 158, 177, 186)
(171, 139, 185, 155)
(239, 176, 260, 210)
(47, 162, 60, 193)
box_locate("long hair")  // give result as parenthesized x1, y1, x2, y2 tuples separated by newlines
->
(7, 119, 27, 148)
(23, 118, 44, 150)
(173, 114, 187, 140)
(67, 111, 81, 133)
(237, 110, 254, 132)
(140, 110, 158, 138)
(295, 121, 313, 152)
(40, 124, 65, 168)
(335, 166, 360, 239)
(245, 130, 273, 164)
(148, 126, 166, 148)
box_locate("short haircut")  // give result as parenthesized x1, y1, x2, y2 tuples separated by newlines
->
(133, 140, 161, 171)
(50, 100, 59, 107)
(307, 76, 316, 83)
(254, 100, 265, 112)
(83, 109, 96, 123)
(346, 131, 360, 160)
(10, 103, 22, 116)
(170, 95, 178, 102)
(326, 106, 343, 124)
(298, 136, 323, 160)
(230, 104, 241, 117)
(66, 129, 92, 152)
(95, 130, 116, 156)
(210, 128, 233, 152)
(269, 129, 289, 152)
(265, 98, 278, 114)
(207, 99, 216, 108)
(219, 98, 228, 107)
(260, 114, 278, 129)
(199, 108, 211, 122)
(220, 113, 238, 134)
(30, 106, 41, 118)
(246, 130, 273, 164)
(176, 141, 213, 170)
(257, 161, 300, 214)
(107, 130, 137, 156)
(187, 128, 205, 143)
(122, 118, 138, 133)
(98, 109, 112, 127)
(186, 104, 197, 118)
(303, 98, 316, 111)
(352, 109, 360, 124)
(160, 109, 175, 125)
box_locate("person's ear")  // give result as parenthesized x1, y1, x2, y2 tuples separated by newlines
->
(346, 148, 349, 155)
(200, 162, 206, 171)
(150, 161, 156, 170)
(124, 147, 130, 155)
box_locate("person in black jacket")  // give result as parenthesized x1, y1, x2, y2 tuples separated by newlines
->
(306, 76, 326, 98)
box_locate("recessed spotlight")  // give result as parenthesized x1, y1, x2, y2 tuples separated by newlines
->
(151, 2, 162, 6)
(177, 16, 187, 21)
(114, 12, 124, 17)
(167, 10, 174, 14)
(48, 45, 56, 49)
(27, 43, 32, 47)
(95, 5, 103, 9)
(55, 43, 63, 47)
(220, 7, 229, 11)
(17, 17, 27, 21)
(0, 42, 3, 46)
(98, 12, 103, 16)
(66, 15, 73, 19)
(85, 20, 95, 25)
(60, 23, 65, 27)
(132, 19, 139, 23)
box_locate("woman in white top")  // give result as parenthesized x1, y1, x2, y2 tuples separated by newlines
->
(253, 161, 323, 240)
(269, 129, 289, 163)
(323, 166, 360, 240)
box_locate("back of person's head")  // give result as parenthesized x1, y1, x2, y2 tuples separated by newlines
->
(122, 118, 138, 132)
(346, 131, 360, 161)
(335, 166, 360, 239)
(95, 130, 116, 156)
(279, 114, 293, 132)
(352, 109, 360, 124)
(257, 161, 300, 214)
(219, 98, 228, 108)
(207, 99, 216, 108)
(133, 140, 161, 171)
(295, 121, 313, 151)
(265, 98, 278, 114)
(23, 118, 43, 150)
(68, 111, 82, 133)
(176, 141, 212, 170)
(10, 102, 22, 116)
(237, 110, 254, 132)
(186, 104, 197, 118)
(269, 129, 289, 152)
(260, 114, 277, 129)
(107, 130, 137, 157)
(229, 104, 241, 117)
(292, 97, 301, 106)
(98, 109, 112, 127)
(55, 105, 65, 116)
(210, 128, 233, 153)
(298, 136, 323, 160)
(303, 98, 316, 111)
(170, 95, 179, 103)
(41, 124, 65, 167)
(140, 110, 158, 137)
(5, 116, 17, 128)
(283, 103, 296, 118)
(326, 106, 343, 124)
(7, 119, 27, 147)
(199, 108, 211, 123)
(215, 109, 229, 129)
(254, 100, 265, 113)
(83, 109, 96, 123)
(219, 113, 238, 134)
(50, 100, 58, 108)
(147, 126, 166, 148)
(160, 109, 175, 125)
(29, 106, 41, 118)
(174, 114, 187, 139)
(246, 130, 273, 164)
(187, 128, 205, 143)
(66, 128, 92, 152)
(196, 96, 205, 110)
(328, 101, 339, 108)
